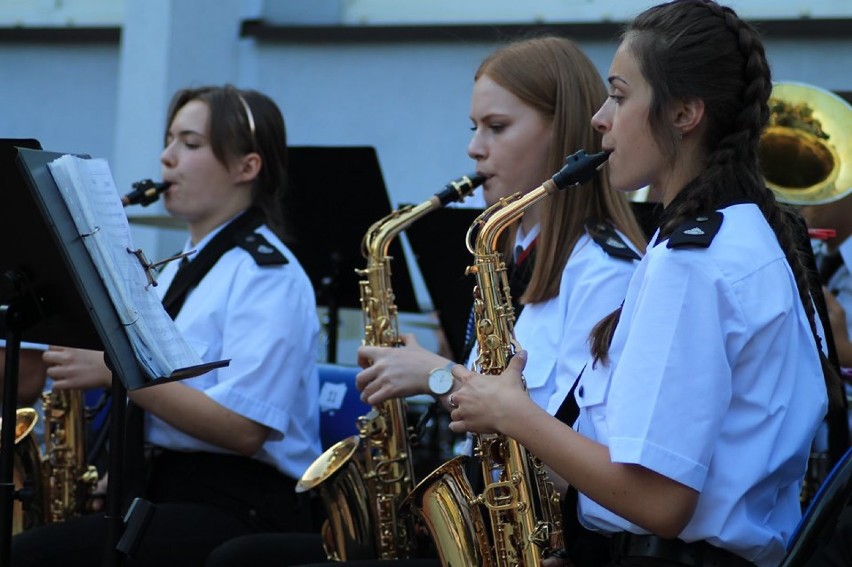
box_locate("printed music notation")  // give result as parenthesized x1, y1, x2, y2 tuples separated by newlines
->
(46, 154, 202, 380)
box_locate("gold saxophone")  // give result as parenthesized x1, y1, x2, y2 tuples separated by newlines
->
(8, 408, 41, 534)
(402, 150, 610, 566)
(41, 389, 99, 523)
(297, 173, 484, 561)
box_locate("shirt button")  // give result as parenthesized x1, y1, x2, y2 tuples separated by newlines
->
(578, 385, 584, 397)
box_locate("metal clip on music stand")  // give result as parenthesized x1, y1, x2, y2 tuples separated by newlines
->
(0, 140, 224, 566)
(284, 146, 420, 362)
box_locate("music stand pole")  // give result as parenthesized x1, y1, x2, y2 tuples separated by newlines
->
(0, 270, 45, 565)
(321, 252, 342, 363)
(102, 370, 126, 567)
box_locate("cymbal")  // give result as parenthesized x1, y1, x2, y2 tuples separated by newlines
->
(127, 215, 187, 230)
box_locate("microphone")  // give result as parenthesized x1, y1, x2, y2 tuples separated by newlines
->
(121, 179, 170, 207)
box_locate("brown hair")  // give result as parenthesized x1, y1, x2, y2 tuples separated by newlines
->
(476, 36, 646, 304)
(165, 84, 289, 238)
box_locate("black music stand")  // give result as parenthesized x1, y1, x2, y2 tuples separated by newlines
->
(0, 141, 222, 566)
(284, 147, 419, 362)
(405, 206, 482, 362)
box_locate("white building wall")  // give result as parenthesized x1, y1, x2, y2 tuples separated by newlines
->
(2, 0, 851, 361)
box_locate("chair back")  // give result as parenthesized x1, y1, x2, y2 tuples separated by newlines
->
(317, 363, 370, 450)
(781, 447, 852, 566)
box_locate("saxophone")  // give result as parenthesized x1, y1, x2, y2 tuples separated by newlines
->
(41, 389, 99, 522)
(297, 173, 484, 561)
(402, 150, 610, 566)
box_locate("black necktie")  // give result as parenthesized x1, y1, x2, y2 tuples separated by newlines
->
(508, 241, 537, 316)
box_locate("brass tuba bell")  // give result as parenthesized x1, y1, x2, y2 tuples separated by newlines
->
(759, 81, 852, 205)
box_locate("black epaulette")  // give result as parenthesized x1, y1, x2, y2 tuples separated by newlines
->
(584, 220, 640, 261)
(236, 232, 289, 266)
(666, 211, 724, 249)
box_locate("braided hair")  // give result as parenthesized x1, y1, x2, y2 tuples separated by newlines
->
(590, 0, 842, 405)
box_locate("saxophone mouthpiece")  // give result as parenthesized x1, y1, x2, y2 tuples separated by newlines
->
(122, 179, 171, 207)
(435, 173, 486, 206)
(550, 150, 610, 191)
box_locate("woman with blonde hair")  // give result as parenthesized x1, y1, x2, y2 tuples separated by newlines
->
(208, 35, 646, 567)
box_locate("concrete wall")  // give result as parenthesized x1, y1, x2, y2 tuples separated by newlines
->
(2, 0, 851, 362)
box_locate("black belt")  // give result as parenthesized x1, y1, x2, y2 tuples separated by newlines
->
(611, 533, 755, 567)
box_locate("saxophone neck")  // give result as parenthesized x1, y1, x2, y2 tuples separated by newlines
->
(467, 186, 548, 256)
(362, 201, 432, 262)
(464, 149, 609, 256)
(363, 172, 485, 261)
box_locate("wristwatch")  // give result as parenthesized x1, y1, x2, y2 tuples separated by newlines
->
(427, 362, 456, 396)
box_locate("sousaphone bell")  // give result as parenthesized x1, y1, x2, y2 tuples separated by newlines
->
(759, 81, 852, 205)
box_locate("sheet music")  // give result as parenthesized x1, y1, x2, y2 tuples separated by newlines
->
(47, 154, 202, 379)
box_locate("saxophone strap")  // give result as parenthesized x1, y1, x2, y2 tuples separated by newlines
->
(161, 207, 267, 319)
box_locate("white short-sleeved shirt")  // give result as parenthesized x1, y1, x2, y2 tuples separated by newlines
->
(813, 235, 852, 438)
(574, 203, 828, 566)
(817, 235, 852, 336)
(149, 219, 322, 481)
(519, 229, 640, 414)
(466, 223, 640, 413)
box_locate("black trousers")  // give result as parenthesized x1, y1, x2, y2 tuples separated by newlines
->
(205, 533, 327, 566)
(204, 532, 442, 567)
(11, 450, 312, 567)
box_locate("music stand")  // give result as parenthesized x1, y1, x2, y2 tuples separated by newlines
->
(0, 141, 221, 565)
(405, 206, 482, 362)
(284, 147, 420, 362)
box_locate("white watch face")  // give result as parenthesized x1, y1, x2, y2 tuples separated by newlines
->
(428, 367, 454, 396)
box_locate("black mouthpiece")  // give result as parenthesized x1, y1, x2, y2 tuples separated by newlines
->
(551, 150, 609, 191)
(436, 173, 486, 206)
(122, 179, 171, 207)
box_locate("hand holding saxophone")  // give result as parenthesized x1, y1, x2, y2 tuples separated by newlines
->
(356, 334, 453, 405)
(447, 350, 533, 435)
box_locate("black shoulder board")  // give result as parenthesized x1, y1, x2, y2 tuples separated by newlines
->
(666, 211, 724, 249)
(237, 232, 289, 266)
(584, 220, 640, 261)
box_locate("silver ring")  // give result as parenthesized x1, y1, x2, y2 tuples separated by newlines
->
(448, 393, 458, 408)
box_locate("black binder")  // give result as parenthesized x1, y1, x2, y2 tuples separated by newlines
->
(0, 141, 223, 565)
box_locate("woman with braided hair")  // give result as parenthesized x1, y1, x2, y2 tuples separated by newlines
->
(447, 2, 842, 566)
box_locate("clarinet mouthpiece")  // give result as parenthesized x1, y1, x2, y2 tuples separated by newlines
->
(122, 179, 171, 207)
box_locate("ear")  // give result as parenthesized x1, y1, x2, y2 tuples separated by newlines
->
(232, 152, 262, 184)
(671, 96, 705, 138)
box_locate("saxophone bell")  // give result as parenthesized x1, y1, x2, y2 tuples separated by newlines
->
(407, 156, 574, 566)
(298, 172, 484, 561)
(121, 179, 171, 207)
